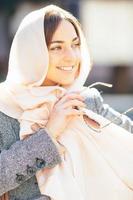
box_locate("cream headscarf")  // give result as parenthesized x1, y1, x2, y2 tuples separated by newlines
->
(0, 4, 91, 120)
(1, 5, 133, 200)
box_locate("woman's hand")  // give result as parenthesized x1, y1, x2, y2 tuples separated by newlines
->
(46, 92, 86, 139)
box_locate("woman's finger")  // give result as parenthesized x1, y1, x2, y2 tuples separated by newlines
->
(63, 99, 86, 109)
(65, 108, 84, 117)
(56, 93, 85, 106)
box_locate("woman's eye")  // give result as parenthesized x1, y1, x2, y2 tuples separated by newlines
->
(72, 43, 80, 48)
(50, 46, 62, 51)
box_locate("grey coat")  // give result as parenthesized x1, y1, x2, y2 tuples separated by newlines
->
(0, 88, 132, 200)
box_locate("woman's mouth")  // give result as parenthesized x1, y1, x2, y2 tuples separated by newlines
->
(56, 66, 74, 72)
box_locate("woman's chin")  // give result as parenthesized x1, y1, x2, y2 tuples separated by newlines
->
(58, 79, 75, 87)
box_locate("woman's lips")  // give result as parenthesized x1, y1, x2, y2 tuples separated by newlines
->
(56, 66, 74, 72)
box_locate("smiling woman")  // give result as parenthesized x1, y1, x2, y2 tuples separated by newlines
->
(0, 4, 133, 200)
(43, 19, 81, 86)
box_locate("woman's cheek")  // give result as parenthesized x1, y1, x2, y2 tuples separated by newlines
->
(74, 49, 81, 64)
(49, 52, 62, 66)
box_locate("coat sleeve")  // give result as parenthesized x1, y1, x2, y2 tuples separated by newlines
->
(84, 88, 133, 133)
(0, 112, 61, 196)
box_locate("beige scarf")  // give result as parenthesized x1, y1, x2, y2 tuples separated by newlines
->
(11, 86, 133, 200)
(0, 5, 133, 200)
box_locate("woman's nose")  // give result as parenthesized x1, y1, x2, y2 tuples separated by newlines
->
(63, 48, 77, 62)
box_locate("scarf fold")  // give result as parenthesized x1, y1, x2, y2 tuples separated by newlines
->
(36, 108, 133, 200)
(17, 87, 133, 200)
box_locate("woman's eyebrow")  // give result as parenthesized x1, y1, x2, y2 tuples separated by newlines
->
(50, 37, 80, 44)
(50, 40, 64, 44)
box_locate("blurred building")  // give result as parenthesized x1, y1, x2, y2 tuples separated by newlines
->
(80, 0, 133, 118)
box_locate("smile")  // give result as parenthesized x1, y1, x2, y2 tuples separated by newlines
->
(57, 66, 74, 72)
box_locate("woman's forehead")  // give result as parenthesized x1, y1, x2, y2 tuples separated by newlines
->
(51, 19, 79, 42)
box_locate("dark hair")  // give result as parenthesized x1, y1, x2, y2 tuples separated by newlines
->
(44, 10, 80, 47)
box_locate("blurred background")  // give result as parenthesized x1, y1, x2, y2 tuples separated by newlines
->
(0, 0, 132, 118)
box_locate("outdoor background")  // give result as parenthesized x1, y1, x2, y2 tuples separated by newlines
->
(0, 0, 132, 119)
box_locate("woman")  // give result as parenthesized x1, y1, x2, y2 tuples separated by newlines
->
(0, 4, 133, 200)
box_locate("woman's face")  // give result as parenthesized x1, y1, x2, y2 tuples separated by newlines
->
(44, 19, 81, 86)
